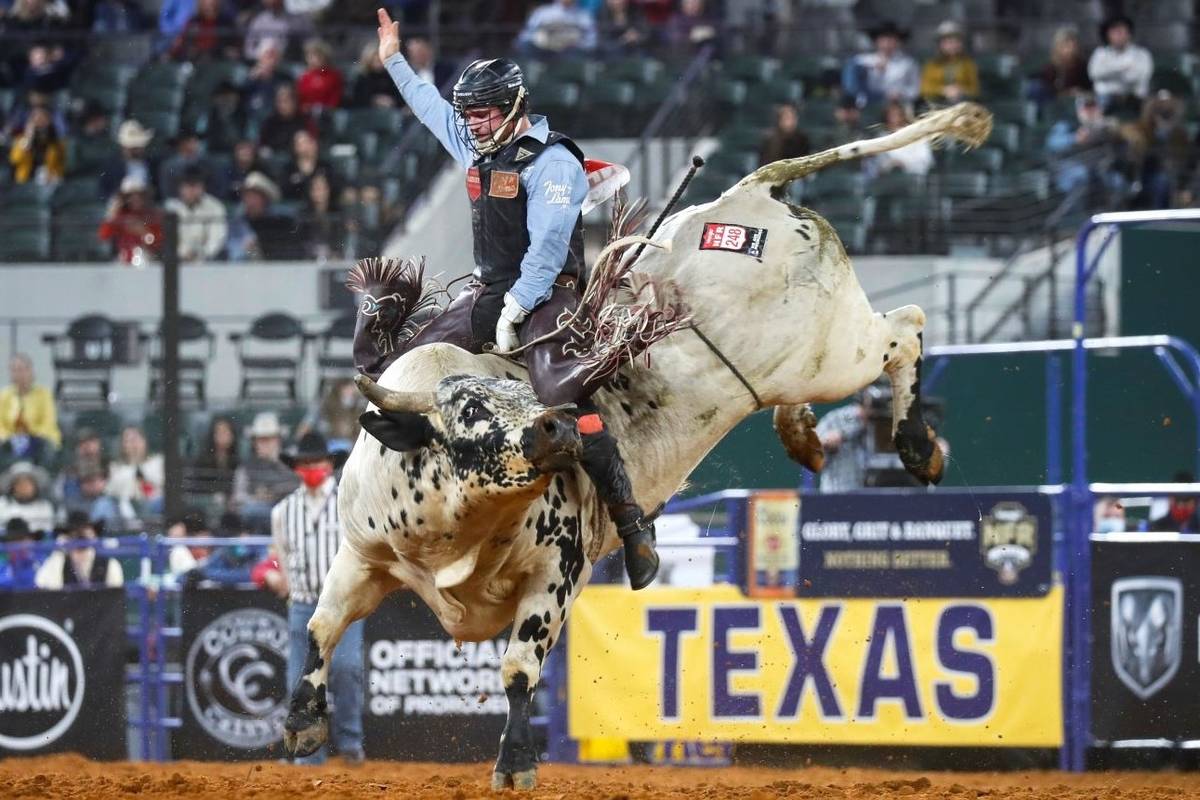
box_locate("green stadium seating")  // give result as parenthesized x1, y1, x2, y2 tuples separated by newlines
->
(53, 203, 111, 261)
(1151, 67, 1193, 97)
(723, 55, 780, 84)
(127, 84, 186, 115)
(550, 60, 599, 86)
(0, 224, 51, 261)
(939, 171, 990, 197)
(69, 136, 121, 176)
(129, 109, 182, 141)
(603, 57, 665, 86)
(808, 169, 866, 198)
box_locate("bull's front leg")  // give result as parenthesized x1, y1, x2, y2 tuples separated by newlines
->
(283, 547, 399, 758)
(493, 502, 592, 791)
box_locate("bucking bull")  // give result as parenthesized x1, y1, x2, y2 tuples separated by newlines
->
(281, 102, 991, 787)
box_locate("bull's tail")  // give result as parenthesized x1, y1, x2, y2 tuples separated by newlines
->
(734, 101, 993, 194)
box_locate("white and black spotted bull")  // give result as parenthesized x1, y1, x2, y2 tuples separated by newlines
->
(282, 102, 991, 788)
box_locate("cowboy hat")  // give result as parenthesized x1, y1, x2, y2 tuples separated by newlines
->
(241, 171, 281, 203)
(0, 461, 51, 496)
(248, 411, 284, 438)
(119, 174, 150, 195)
(2, 517, 40, 542)
(936, 20, 964, 40)
(117, 119, 154, 148)
(281, 431, 349, 469)
(55, 510, 105, 539)
(867, 20, 909, 40)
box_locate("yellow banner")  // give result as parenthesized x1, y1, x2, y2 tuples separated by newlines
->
(568, 585, 1062, 747)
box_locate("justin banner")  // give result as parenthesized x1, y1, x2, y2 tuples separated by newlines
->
(568, 585, 1062, 747)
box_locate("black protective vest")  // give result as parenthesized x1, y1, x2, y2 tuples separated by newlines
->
(467, 130, 586, 288)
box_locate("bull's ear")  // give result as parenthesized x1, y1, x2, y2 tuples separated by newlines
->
(359, 410, 437, 452)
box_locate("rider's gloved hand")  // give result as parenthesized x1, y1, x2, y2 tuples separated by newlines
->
(495, 292, 528, 352)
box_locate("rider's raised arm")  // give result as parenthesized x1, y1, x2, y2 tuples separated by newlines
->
(508, 148, 588, 312)
(383, 52, 473, 168)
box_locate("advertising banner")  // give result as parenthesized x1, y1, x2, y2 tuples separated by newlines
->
(798, 492, 1053, 597)
(364, 595, 508, 761)
(0, 589, 127, 758)
(1090, 534, 1200, 743)
(568, 585, 1063, 747)
(176, 589, 290, 760)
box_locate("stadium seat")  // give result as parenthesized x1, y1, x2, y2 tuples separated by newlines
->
(723, 55, 780, 84)
(719, 124, 766, 153)
(808, 169, 866, 198)
(43, 315, 118, 406)
(713, 78, 749, 110)
(127, 84, 186, 115)
(747, 79, 804, 108)
(704, 149, 758, 177)
(53, 203, 112, 262)
(603, 57, 665, 86)
(587, 81, 638, 134)
(315, 313, 357, 398)
(129, 109, 182, 141)
(0, 225, 51, 262)
(551, 60, 599, 86)
(187, 61, 248, 103)
(344, 107, 403, 139)
(135, 62, 193, 89)
(145, 313, 215, 406)
(229, 312, 310, 401)
(816, 195, 876, 228)
(939, 171, 990, 197)
(944, 146, 1004, 173)
(1151, 67, 1193, 98)
(69, 137, 121, 177)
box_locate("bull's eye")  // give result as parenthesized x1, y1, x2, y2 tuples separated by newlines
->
(460, 401, 491, 424)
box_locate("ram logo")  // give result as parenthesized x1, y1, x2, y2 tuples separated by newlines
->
(1111, 577, 1182, 700)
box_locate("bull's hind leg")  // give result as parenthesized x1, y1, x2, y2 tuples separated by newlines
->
(773, 403, 825, 473)
(493, 494, 593, 791)
(882, 305, 944, 485)
(283, 548, 400, 758)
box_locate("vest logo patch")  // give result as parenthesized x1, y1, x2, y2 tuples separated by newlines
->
(515, 147, 536, 162)
(466, 167, 482, 201)
(489, 171, 520, 199)
(700, 222, 768, 258)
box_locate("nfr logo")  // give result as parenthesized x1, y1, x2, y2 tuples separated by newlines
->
(647, 603, 995, 724)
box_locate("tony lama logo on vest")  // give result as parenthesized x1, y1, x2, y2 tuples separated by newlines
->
(186, 608, 289, 749)
(980, 501, 1038, 585)
(0, 614, 86, 751)
(1111, 577, 1183, 700)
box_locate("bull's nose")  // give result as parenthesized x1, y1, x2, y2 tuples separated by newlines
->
(540, 413, 577, 443)
(529, 409, 583, 471)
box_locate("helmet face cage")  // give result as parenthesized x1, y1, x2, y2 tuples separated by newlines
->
(452, 59, 528, 157)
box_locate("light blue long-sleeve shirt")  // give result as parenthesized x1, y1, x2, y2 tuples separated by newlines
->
(384, 53, 588, 312)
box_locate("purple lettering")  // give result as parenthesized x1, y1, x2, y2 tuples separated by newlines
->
(857, 605, 922, 719)
(712, 607, 761, 718)
(935, 605, 994, 720)
(646, 608, 698, 720)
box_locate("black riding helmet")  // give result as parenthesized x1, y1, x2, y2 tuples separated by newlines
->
(452, 58, 528, 156)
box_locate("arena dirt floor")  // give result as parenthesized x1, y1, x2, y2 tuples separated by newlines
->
(2, 755, 1198, 799)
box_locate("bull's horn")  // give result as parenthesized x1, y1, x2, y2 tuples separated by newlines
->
(354, 374, 436, 414)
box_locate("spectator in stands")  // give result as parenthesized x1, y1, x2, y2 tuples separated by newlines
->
(90, 0, 149, 34)
(77, 100, 111, 142)
(296, 38, 344, 114)
(1045, 92, 1124, 212)
(1151, 472, 1200, 532)
(2, 1, 73, 87)
(36, 511, 124, 589)
(842, 20, 919, 108)
(281, 128, 330, 200)
(0, 462, 55, 534)
(186, 511, 265, 586)
(243, 38, 290, 119)
(158, 127, 206, 202)
(341, 182, 385, 256)
(0, 519, 42, 591)
(225, 138, 266, 202)
(664, 0, 716, 53)
(919, 21, 979, 106)
(403, 37, 451, 90)
(517, 0, 598, 57)
(231, 411, 299, 532)
(206, 80, 248, 154)
(171, 0, 236, 61)
(297, 376, 360, 451)
(0, 353, 60, 467)
(227, 170, 303, 260)
(165, 167, 229, 262)
(1088, 14, 1152, 116)
(866, 101, 931, 176)
(596, 0, 649, 54)
(259, 83, 312, 155)
(243, 0, 310, 62)
(99, 119, 158, 200)
(815, 394, 868, 492)
(1031, 26, 1091, 105)
(56, 428, 106, 510)
(157, 0, 197, 53)
(189, 415, 239, 501)
(1094, 495, 1126, 533)
(1121, 90, 1193, 210)
(349, 40, 397, 108)
(831, 95, 865, 139)
(302, 172, 344, 259)
(165, 509, 211, 578)
(8, 102, 64, 183)
(759, 103, 810, 167)
(19, 40, 73, 94)
(67, 463, 135, 531)
(98, 175, 164, 265)
(251, 547, 288, 597)
(107, 425, 165, 511)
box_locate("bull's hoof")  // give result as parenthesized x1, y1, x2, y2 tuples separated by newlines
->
(896, 423, 944, 486)
(491, 768, 538, 791)
(773, 404, 825, 473)
(283, 711, 328, 758)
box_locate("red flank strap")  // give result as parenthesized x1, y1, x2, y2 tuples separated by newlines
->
(577, 413, 604, 435)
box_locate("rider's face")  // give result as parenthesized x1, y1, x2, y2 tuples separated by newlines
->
(464, 105, 505, 141)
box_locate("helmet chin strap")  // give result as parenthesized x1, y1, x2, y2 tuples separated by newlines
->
(475, 86, 527, 155)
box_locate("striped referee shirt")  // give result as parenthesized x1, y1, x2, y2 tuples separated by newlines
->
(270, 476, 341, 605)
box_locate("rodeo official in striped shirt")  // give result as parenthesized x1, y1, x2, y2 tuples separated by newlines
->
(271, 432, 364, 765)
